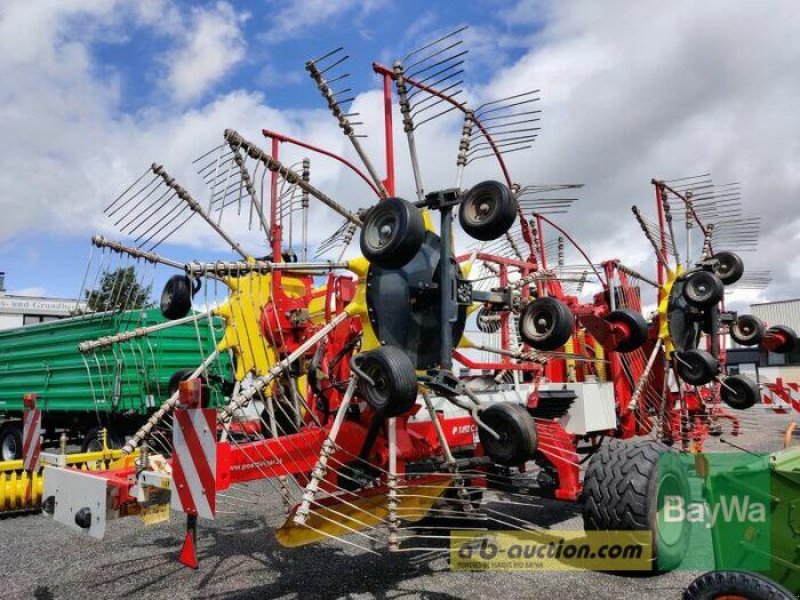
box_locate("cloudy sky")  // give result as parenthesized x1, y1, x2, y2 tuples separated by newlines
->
(1, 0, 799, 309)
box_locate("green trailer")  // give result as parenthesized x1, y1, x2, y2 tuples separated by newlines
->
(0, 308, 230, 459)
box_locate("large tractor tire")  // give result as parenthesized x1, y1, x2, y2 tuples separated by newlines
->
(683, 571, 794, 600)
(0, 423, 23, 461)
(81, 425, 124, 453)
(581, 440, 691, 572)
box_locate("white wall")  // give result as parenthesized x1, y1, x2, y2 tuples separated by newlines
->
(0, 313, 23, 331)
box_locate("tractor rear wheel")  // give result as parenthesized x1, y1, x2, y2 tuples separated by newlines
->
(683, 571, 794, 600)
(81, 425, 124, 453)
(0, 423, 23, 461)
(581, 440, 691, 572)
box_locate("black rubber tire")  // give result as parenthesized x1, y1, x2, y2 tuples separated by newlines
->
(357, 345, 418, 417)
(519, 297, 575, 351)
(683, 570, 794, 600)
(360, 197, 425, 269)
(711, 251, 745, 286)
(582, 440, 691, 572)
(720, 374, 760, 410)
(730, 314, 765, 346)
(682, 270, 724, 308)
(676, 349, 719, 385)
(81, 425, 123, 453)
(607, 308, 649, 353)
(766, 324, 798, 354)
(478, 403, 538, 467)
(0, 423, 23, 461)
(160, 275, 194, 320)
(476, 306, 502, 333)
(458, 180, 518, 241)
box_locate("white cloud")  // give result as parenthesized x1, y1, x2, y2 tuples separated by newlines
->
(164, 1, 248, 103)
(7, 287, 46, 297)
(1, 0, 800, 310)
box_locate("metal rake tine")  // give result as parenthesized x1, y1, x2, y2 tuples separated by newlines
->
(410, 79, 464, 111)
(105, 167, 156, 215)
(406, 67, 465, 102)
(411, 89, 463, 119)
(405, 38, 465, 72)
(402, 24, 468, 62)
(308, 46, 345, 66)
(475, 88, 540, 112)
(134, 199, 189, 246)
(111, 180, 169, 228)
(468, 145, 533, 164)
(199, 155, 235, 181)
(191, 143, 226, 166)
(475, 116, 542, 133)
(120, 189, 177, 235)
(468, 136, 538, 155)
(414, 103, 461, 129)
(663, 173, 712, 184)
(406, 49, 469, 80)
(479, 108, 543, 124)
(105, 172, 162, 219)
(318, 53, 350, 76)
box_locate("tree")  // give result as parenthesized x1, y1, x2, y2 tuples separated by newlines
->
(85, 266, 153, 312)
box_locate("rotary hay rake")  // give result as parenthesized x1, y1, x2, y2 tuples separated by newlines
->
(40, 27, 797, 572)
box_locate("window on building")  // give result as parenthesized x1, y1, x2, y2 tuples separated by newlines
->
(22, 314, 62, 325)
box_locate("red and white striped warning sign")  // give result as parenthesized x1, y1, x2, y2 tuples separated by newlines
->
(171, 407, 217, 520)
(762, 378, 800, 414)
(22, 397, 41, 472)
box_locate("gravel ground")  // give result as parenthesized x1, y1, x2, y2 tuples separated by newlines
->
(0, 409, 794, 600)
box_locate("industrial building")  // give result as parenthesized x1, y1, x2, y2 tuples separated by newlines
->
(0, 272, 80, 330)
(727, 298, 800, 383)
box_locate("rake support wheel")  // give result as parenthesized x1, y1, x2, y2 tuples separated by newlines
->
(478, 402, 538, 467)
(160, 275, 195, 320)
(519, 297, 575, 351)
(360, 197, 425, 269)
(730, 314, 765, 346)
(356, 345, 418, 417)
(458, 180, 517, 241)
(765, 324, 797, 354)
(676, 349, 719, 385)
(606, 308, 649, 353)
(682, 270, 724, 308)
(710, 251, 744, 286)
(720, 374, 760, 410)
